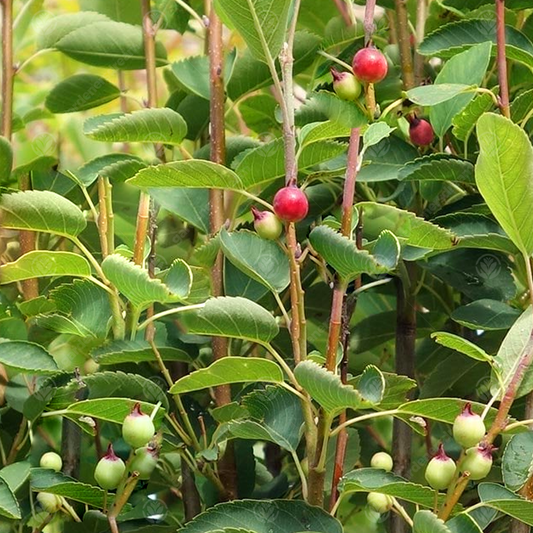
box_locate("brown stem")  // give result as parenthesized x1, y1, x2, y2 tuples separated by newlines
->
(97, 177, 109, 258)
(5, 417, 26, 465)
(331, 0, 352, 27)
(181, 459, 201, 520)
(363, 0, 377, 45)
(394, 0, 415, 89)
(109, 473, 139, 522)
(495, 0, 510, 118)
(438, 472, 470, 520)
(387, 9, 398, 44)
(414, 0, 427, 85)
(60, 418, 81, 477)
(390, 263, 417, 533)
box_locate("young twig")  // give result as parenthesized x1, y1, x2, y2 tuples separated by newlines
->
(394, 0, 415, 89)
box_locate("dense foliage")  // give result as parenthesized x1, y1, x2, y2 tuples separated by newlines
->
(1, 0, 533, 532)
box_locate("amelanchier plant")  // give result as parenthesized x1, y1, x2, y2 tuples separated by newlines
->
(2, 0, 533, 532)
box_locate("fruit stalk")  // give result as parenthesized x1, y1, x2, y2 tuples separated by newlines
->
(495, 0, 510, 118)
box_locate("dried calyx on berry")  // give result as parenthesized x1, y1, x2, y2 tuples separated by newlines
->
(330, 68, 362, 101)
(461, 444, 495, 480)
(425, 443, 457, 490)
(251, 206, 283, 240)
(352, 47, 388, 84)
(122, 402, 155, 449)
(130, 445, 159, 480)
(94, 443, 126, 490)
(367, 492, 393, 513)
(370, 451, 393, 472)
(453, 403, 486, 449)
(273, 185, 309, 223)
(407, 114, 435, 146)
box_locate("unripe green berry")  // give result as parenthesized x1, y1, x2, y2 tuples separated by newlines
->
(367, 492, 393, 513)
(94, 444, 126, 490)
(425, 444, 456, 490)
(370, 452, 393, 472)
(251, 206, 283, 240)
(330, 68, 362, 101)
(40, 451, 62, 472)
(461, 445, 494, 481)
(122, 403, 155, 449)
(36, 492, 62, 513)
(453, 403, 486, 449)
(130, 446, 159, 480)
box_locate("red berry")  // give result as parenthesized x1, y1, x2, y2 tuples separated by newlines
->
(251, 206, 283, 240)
(352, 47, 388, 84)
(273, 186, 309, 223)
(331, 68, 362, 101)
(409, 117, 435, 146)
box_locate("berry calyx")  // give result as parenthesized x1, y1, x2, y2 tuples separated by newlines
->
(461, 444, 494, 480)
(40, 451, 62, 472)
(122, 403, 155, 449)
(251, 206, 283, 240)
(273, 186, 309, 223)
(370, 452, 394, 472)
(130, 445, 159, 480)
(352, 47, 388, 84)
(367, 492, 393, 513)
(408, 116, 435, 146)
(425, 444, 457, 490)
(94, 444, 126, 490)
(36, 492, 62, 513)
(453, 403, 486, 449)
(331, 68, 362, 101)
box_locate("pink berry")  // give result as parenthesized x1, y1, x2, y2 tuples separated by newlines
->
(352, 47, 388, 84)
(273, 186, 309, 223)
(251, 206, 283, 240)
(409, 117, 435, 146)
(331, 68, 362, 101)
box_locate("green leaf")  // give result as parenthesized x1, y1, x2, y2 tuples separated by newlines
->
(372, 230, 401, 270)
(63, 398, 164, 426)
(299, 121, 352, 148)
(219, 229, 290, 293)
(398, 154, 475, 184)
(76, 153, 146, 186)
(479, 483, 533, 525)
(431, 332, 492, 363)
(45, 74, 121, 113)
(452, 299, 521, 330)
(92, 340, 191, 365)
(406, 84, 474, 106)
(0, 341, 59, 374)
(169, 357, 283, 394)
(294, 360, 362, 414)
(179, 500, 342, 533)
(309, 225, 389, 282)
(413, 511, 452, 533)
(494, 307, 533, 398)
(357, 365, 385, 405)
(164, 259, 193, 300)
(476, 113, 533, 255)
(55, 21, 167, 70)
(0, 462, 31, 494)
(36, 280, 111, 339)
(37, 12, 111, 49)
(102, 254, 174, 309)
(502, 432, 533, 492)
(31, 468, 105, 508)
(446, 514, 483, 533)
(0, 136, 13, 184)
(419, 20, 533, 70)
(0, 251, 91, 283)
(429, 42, 491, 137)
(359, 202, 455, 249)
(79, 0, 142, 24)
(84, 108, 187, 145)
(171, 51, 237, 100)
(180, 297, 279, 344)
(452, 93, 494, 141)
(215, 0, 292, 62)
(0, 190, 86, 238)
(0, 478, 20, 520)
(511, 88, 533, 124)
(363, 122, 395, 150)
(339, 468, 446, 509)
(128, 160, 244, 190)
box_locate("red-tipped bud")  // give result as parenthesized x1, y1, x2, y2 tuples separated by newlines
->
(461, 444, 494, 480)
(273, 186, 309, 223)
(352, 47, 388, 84)
(408, 116, 435, 146)
(330, 68, 362, 101)
(94, 444, 126, 490)
(425, 444, 457, 490)
(251, 206, 283, 240)
(453, 403, 486, 449)
(123, 403, 155, 449)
